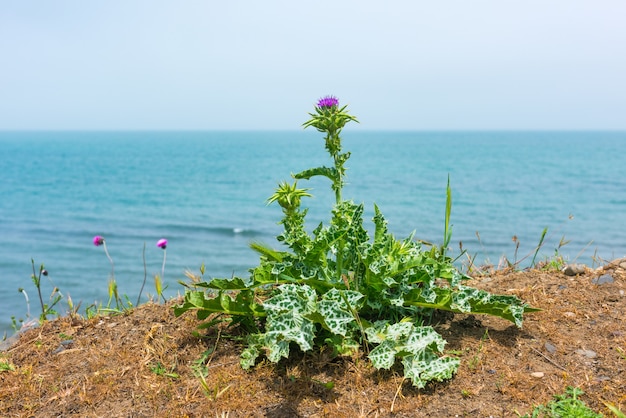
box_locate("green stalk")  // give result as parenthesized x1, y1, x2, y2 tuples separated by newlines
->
(530, 227, 548, 267)
(335, 171, 344, 283)
(331, 132, 345, 283)
(30, 260, 46, 319)
(442, 176, 453, 258)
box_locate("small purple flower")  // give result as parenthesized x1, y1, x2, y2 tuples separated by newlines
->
(93, 235, 104, 246)
(157, 238, 168, 249)
(317, 95, 339, 109)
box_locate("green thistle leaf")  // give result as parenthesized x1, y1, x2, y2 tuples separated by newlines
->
(365, 321, 459, 387)
(294, 166, 339, 183)
(368, 339, 397, 369)
(402, 353, 460, 389)
(317, 288, 364, 336)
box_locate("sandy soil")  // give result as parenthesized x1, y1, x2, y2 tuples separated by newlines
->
(1, 261, 624, 417)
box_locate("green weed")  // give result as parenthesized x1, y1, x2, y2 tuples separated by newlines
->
(149, 362, 179, 379)
(519, 387, 602, 418)
(0, 359, 15, 372)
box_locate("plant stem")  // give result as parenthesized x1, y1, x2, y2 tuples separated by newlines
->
(30, 260, 45, 318)
(102, 241, 115, 281)
(336, 245, 344, 283)
(161, 249, 167, 285)
(101, 241, 121, 308)
(331, 136, 345, 283)
(160, 249, 167, 302)
(335, 187, 341, 205)
(137, 242, 147, 306)
(19, 288, 31, 320)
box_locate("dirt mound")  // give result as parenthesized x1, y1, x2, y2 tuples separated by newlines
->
(1, 263, 624, 417)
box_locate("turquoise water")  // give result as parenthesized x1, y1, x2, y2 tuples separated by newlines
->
(1, 131, 625, 334)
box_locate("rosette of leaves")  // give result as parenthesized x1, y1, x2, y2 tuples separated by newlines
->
(175, 97, 538, 388)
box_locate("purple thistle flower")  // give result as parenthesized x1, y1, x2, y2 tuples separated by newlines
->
(93, 235, 104, 246)
(317, 95, 339, 109)
(157, 238, 168, 249)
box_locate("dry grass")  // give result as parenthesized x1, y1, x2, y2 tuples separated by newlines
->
(1, 261, 625, 417)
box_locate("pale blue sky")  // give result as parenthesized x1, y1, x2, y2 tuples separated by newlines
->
(2, 1, 625, 130)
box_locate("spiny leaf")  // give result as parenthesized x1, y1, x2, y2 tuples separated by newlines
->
(263, 284, 317, 315)
(249, 241, 286, 262)
(317, 288, 364, 336)
(403, 285, 539, 327)
(368, 339, 397, 369)
(173, 290, 264, 318)
(294, 166, 338, 183)
(365, 321, 460, 387)
(192, 277, 250, 291)
(402, 352, 459, 389)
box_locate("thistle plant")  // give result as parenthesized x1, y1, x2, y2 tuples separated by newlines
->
(93, 235, 122, 309)
(14, 288, 39, 331)
(175, 97, 538, 388)
(155, 238, 168, 303)
(29, 259, 62, 322)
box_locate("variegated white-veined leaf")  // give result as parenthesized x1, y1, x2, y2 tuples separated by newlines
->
(263, 283, 317, 315)
(383, 321, 414, 341)
(317, 288, 364, 336)
(363, 320, 391, 342)
(263, 285, 318, 356)
(382, 276, 397, 286)
(329, 288, 364, 307)
(271, 312, 315, 350)
(271, 261, 291, 275)
(240, 345, 260, 370)
(240, 334, 264, 369)
(450, 285, 492, 313)
(368, 339, 397, 370)
(266, 339, 291, 363)
(402, 352, 460, 389)
(403, 326, 448, 355)
(366, 321, 459, 386)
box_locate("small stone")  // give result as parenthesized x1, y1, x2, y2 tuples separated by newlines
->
(575, 349, 597, 359)
(544, 342, 557, 354)
(619, 261, 626, 269)
(52, 346, 66, 354)
(592, 274, 614, 285)
(563, 311, 576, 318)
(52, 340, 73, 355)
(0, 334, 20, 352)
(563, 264, 586, 276)
(530, 372, 545, 378)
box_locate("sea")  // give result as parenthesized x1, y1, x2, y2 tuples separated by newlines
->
(1, 131, 625, 335)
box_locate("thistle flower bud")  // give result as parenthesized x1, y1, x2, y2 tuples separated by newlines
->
(317, 95, 339, 108)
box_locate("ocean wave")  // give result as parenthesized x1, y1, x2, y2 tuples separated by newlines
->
(156, 223, 264, 238)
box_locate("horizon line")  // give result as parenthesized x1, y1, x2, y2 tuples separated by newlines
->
(2, 128, 626, 133)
